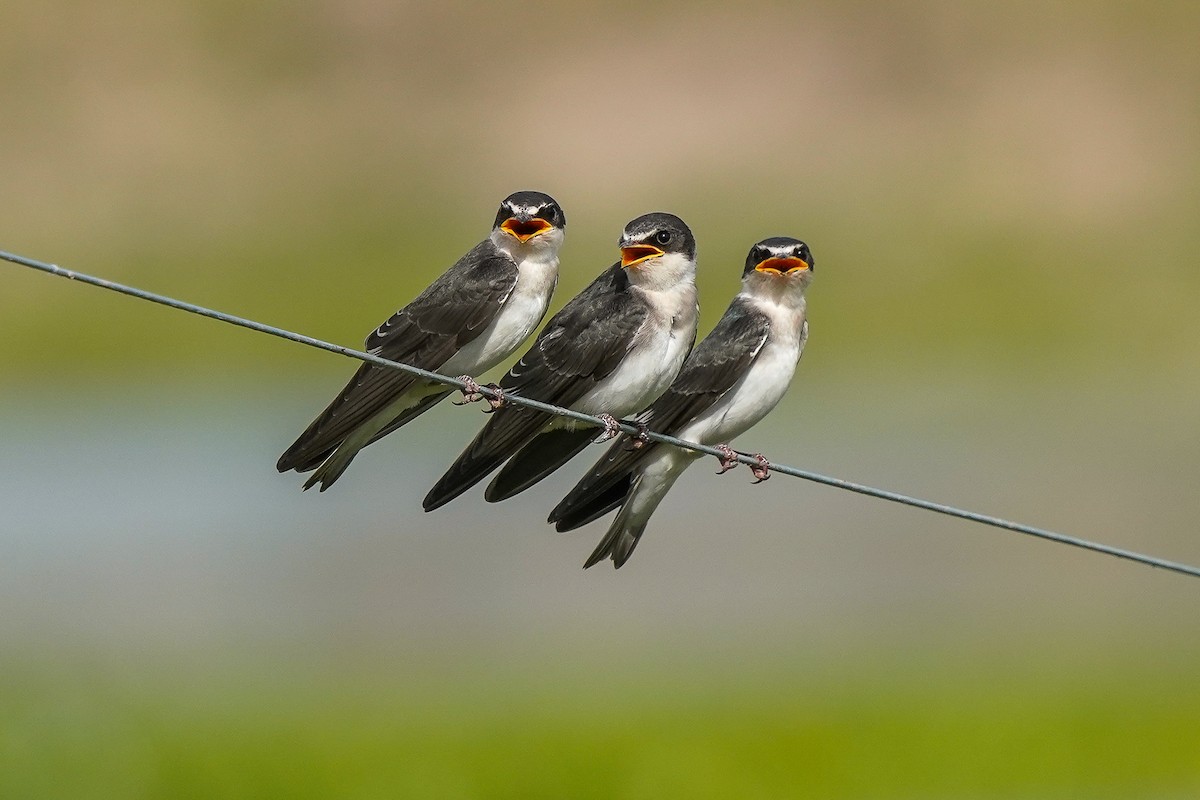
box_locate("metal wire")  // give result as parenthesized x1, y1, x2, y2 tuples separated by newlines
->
(4, 247, 1199, 580)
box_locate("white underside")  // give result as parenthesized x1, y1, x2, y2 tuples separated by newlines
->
(677, 320, 806, 447)
(309, 240, 560, 484)
(610, 289, 809, 534)
(441, 255, 559, 378)
(570, 271, 699, 422)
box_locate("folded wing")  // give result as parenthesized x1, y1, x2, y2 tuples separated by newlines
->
(277, 244, 518, 473)
(423, 265, 648, 510)
(549, 299, 771, 531)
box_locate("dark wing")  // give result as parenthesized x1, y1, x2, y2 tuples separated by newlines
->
(638, 298, 771, 435)
(497, 264, 645, 400)
(483, 426, 598, 502)
(422, 265, 648, 511)
(277, 241, 517, 473)
(485, 314, 699, 503)
(364, 388, 454, 447)
(549, 298, 771, 531)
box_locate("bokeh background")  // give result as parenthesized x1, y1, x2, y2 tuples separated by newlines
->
(3, 2, 1199, 797)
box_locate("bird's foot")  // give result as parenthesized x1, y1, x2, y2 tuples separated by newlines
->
(453, 376, 505, 411)
(453, 376, 484, 405)
(749, 453, 771, 483)
(595, 413, 623, 443)
(714, 443, 739, 474)
(714, 446, 770, 481)
(623, 421, 651, 450)
(481, 384, 505, 412)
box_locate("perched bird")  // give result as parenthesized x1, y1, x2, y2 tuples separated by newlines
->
(422, 213, 700, 511)
(277, 190, 566, 491)
(549, 236, 815, 569)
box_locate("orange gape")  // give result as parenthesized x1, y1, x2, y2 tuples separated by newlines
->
(500, 217, 552, 242)
(753, 256, 809, 274)
(620, 244, 664, 267)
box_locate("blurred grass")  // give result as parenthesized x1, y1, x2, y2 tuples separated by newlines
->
(3, 646, 1198, 799)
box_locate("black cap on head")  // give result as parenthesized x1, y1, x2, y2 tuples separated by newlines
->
(743, 236, 814, 276)
(618, 213, 696, 264)
(494, 190, 565, 230)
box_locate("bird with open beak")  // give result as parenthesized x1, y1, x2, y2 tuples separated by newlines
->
(423, 213, 700, 511)
(277, 190, 566, 491)
(549, 236, 815, 568)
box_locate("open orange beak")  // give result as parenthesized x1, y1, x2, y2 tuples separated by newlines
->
(754, 256, 809, 275)
(620, 244, 664, 268)
(501, 217, 552, 243)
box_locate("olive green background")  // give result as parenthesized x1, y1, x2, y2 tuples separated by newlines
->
(2, 2, 1199, 797)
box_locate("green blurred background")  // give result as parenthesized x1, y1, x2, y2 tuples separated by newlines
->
(3, 2, 1199, 797)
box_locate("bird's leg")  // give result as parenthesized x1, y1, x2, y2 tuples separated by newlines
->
(595, 413, 623, 443)
(749, 453, 771, 483)
(623, 421, 651, 450)
(453, 376, 485, 405)
(714, 443, 740, 474)
(595, 414, 650, 448)
(452, 377, 504, 410)
(480, 384, 506, 412)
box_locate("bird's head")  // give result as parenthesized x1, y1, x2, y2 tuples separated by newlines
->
(617, 212, 697, 290)
(742, 237, 814, 301)
(492, 190, 566, 255)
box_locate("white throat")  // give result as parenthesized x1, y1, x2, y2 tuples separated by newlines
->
(741, 270, 809, 316)
(625, 251, 696, 293)
(490, 227, 564, 267)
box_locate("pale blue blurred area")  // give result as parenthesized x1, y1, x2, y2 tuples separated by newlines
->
(3, 378, 1196, 663)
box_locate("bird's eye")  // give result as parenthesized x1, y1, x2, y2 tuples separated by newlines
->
(537, 206, 556, 223)
(654, 230, 672, 245)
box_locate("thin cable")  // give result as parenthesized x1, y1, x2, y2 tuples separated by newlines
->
(4, 247, 1199, 580)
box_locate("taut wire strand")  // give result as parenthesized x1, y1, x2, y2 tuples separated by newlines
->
(4, 247, 1199, 580)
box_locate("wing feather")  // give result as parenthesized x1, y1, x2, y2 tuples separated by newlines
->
(277, 242, 518, 472)
(549, 298, 771, 529)
(422, 265, 649, 510)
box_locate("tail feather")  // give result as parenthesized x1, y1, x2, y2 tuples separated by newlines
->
(548, 437, 660, 526)
(364, 388, 452, 447)
(423, 407, 553, 511)
(297, 418, 382, 492)
(301, 447, 358, 492)
(277, 430, 334, 474)
(579, 455, 688, 568)
(280, 444, 336, 475)
(583, 520, 646, 569)
(278, 363, 415, 473)
(282, 383, 450, 489)
(551, 476, 632, 532)
(484, 427, 597, 503)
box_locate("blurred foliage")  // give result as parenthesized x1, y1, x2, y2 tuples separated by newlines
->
(3, 646, 1198, 798)
(2, 1, 1199, 387)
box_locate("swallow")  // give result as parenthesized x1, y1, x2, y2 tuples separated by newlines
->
(422, 213, 700, 511)
(548, 236, 815, 568)
(276, 190, 566, 490)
